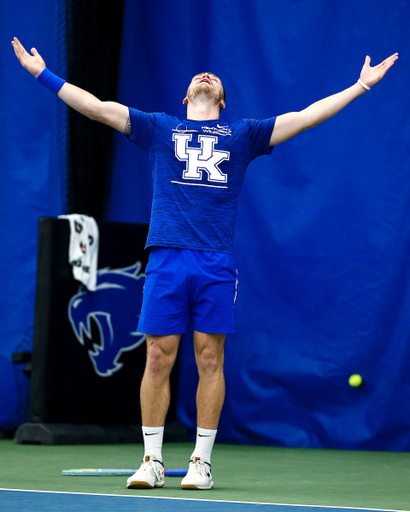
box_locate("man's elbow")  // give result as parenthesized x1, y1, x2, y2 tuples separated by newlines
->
(87, 103, 104, 122)
(303, 113, 318, 130)
(84, 99, 112, 123)
(297, 108, 320, 131)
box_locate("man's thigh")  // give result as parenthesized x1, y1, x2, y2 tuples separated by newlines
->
(138, 248, 190, 335)
(188, 251, 238, 334)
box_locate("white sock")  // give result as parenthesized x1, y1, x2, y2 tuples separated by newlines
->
(191, 427, 217, 465)
(142, 426, 164, 462)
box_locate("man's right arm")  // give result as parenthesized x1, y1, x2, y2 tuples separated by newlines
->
(57, 83, 130, 134)
(12, 37, 130, 134)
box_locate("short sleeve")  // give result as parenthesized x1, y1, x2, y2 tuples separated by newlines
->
(247, 117, 277, 160)
(126, 108, 157, 152)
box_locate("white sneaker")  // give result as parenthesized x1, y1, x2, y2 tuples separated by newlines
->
(126, 455, 165, 489)
(181, 457, 214, 490)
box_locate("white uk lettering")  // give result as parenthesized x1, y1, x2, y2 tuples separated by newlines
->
(173, 133, 230, 184)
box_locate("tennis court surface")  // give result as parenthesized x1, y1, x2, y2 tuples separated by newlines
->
(1, 440, 409, 511)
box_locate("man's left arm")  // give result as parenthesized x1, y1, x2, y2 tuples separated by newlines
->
(270, 53, 398, 146)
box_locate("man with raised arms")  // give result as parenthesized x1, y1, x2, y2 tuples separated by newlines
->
(12, 37, 398, 490)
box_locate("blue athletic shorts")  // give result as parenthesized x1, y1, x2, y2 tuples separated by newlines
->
(137, 247, 238, 335)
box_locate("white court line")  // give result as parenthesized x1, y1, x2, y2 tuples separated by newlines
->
(0, 488, 408, 512)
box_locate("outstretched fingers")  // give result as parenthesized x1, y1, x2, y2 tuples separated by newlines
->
(365, 53, 398, 73)
(11, 37, 46, 77)
(361, 52, 398, 87)
(379, 53, 399, 73)
(12, 37, 29, 63)
(11, 37, 22, 56)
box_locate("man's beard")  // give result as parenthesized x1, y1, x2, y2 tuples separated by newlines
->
(188, 83, 223, 106)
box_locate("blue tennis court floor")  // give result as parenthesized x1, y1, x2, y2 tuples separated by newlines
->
(1, 489, 408, 512)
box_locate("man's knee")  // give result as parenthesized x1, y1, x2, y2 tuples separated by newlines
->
(146, 345, 170, 375)
(145, 334, 180, 377)
(197, 348, 224, 375)
(194, 333, 225, 375)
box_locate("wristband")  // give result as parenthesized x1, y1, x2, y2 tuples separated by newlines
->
(357, 79, 371, 91)
(37, 68, 66, 95)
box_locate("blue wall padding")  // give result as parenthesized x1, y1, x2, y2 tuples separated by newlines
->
(2, 0, 410, 450)
(107, 0, 410, 449)
(0, 1, 66, 429)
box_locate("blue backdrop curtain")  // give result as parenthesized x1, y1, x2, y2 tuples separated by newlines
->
(0, 0, 66, 431)
(107, 0, 410, 450)
(1, 0, 410, 450)
(0, 0, 125, 433)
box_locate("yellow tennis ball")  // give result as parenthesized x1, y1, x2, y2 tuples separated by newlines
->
(349, 374, 362, 387)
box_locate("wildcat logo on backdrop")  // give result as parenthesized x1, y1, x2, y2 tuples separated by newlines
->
(68, 261, 146, 377)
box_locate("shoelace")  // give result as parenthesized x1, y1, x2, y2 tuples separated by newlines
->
(191, 458, 211, 477)
(143, 459, 164, 479)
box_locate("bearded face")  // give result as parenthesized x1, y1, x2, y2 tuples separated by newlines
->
(185, 73, 225, 109)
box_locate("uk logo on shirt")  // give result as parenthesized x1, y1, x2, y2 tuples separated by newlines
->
(172, 133, 230, 186)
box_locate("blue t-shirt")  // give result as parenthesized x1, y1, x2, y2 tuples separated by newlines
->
(127, 109, 276, 254)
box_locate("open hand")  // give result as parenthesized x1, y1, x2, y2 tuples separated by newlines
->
(11, 37, 46, 78)
(360, 53, 398, 88)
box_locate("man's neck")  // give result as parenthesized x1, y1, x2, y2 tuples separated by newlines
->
(186, 101, 220, 121)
